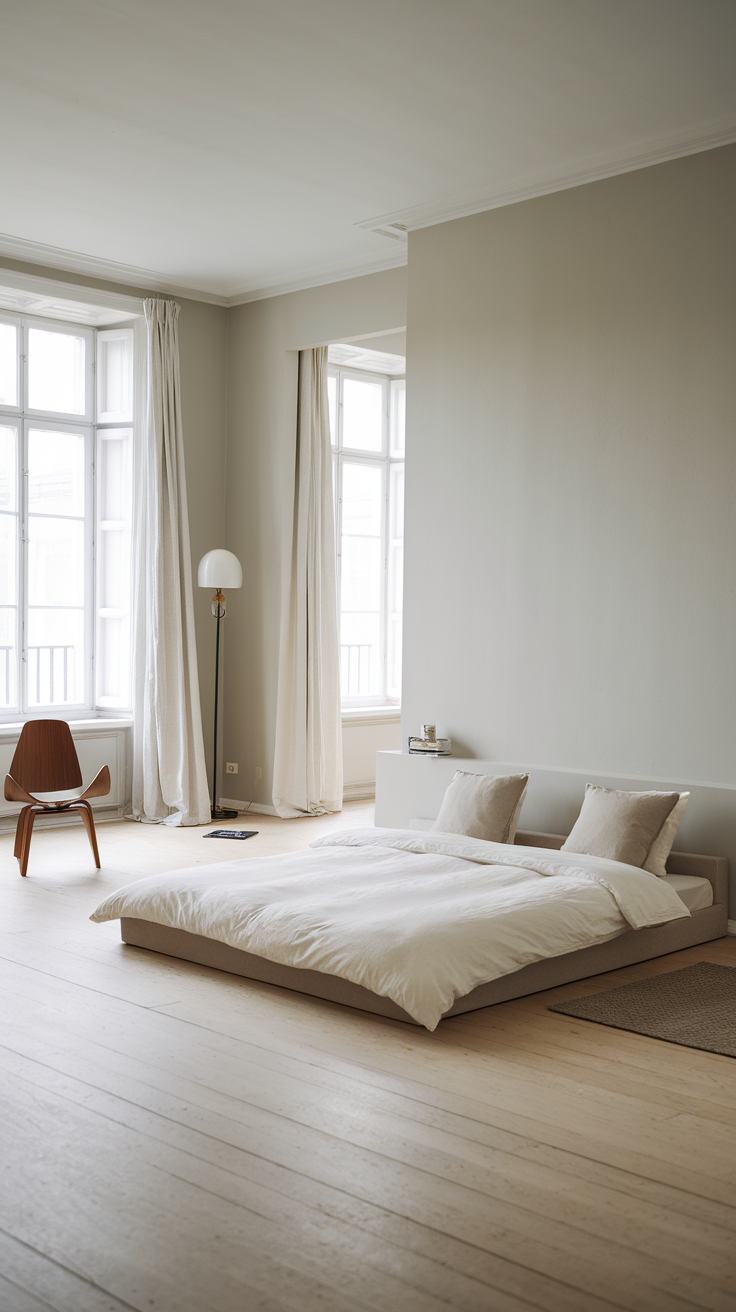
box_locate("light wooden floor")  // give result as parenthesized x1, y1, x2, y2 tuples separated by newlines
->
(1, 805, 735, 1312)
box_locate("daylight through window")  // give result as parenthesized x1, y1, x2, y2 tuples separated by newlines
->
(0, 313, 134, 718)
(328, 361, 405, 707)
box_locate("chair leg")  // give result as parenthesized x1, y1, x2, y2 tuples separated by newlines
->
(14, 805, 31, 860)
(76, 802, 101, 868)
(19, 808, 41, 878)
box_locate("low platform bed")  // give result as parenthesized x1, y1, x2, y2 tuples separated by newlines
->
(120, 830, 728, 1026)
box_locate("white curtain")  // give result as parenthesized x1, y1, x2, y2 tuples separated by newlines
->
(272, 347, 343, 817)
(130, 298, 211, 826)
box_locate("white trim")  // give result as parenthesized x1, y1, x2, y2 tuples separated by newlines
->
(0, 717, 132, 742)
(727, 920, 736, 937)
(343, 781, 375, 802)
(0, 239, 405, 309)
(226, 250, 407, 306)
(357, 115, 736, 236)
(342, 706, 400, 727)
(0, 804, 124, 836)
(0, 266, 144, 318)
(218, 796, 278, 817)
(0, 237, 226, 305)
(1, 123, 734, 310)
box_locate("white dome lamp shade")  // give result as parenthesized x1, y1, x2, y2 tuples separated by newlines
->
(198, 549, 242, 822)
(198, 549, 243, 590)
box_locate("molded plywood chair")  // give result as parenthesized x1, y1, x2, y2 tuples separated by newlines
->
(4, 720, 111, 876)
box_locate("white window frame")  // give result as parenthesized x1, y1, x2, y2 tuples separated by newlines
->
(329, 363, 404, 709)
(0, 310, 135, 722)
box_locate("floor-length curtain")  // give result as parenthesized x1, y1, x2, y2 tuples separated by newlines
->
(130, 298, 211, 826)
(272, 347, 343, 817)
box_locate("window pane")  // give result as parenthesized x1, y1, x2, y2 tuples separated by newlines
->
(0, 425, 17, 511)
(387, 462, 404, 701)
(0, 323, 18, 407)
(28, 518, 85, 607)
(97, 330, 133, 422)
(96, 428, 132, 707)
(342, 462, 382, 536)
(0, 604, 16, 707)
(327, 372, 337, 447)
(341, 536, 381, 612)
(342, 377, 383, 452)
(27, 607, 84, 705)
(28, 328, 86, 415)
(390, 379, 405, 456)
(340, 613, 380, 697)
(0, 512, 17, 607)
(28, 429, 85, 516)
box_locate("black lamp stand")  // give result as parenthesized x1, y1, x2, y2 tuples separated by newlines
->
(210, 589, 238, 821)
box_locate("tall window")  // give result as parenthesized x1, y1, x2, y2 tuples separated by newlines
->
(328, 364, 405, 707)
(0, 313, 134, 719)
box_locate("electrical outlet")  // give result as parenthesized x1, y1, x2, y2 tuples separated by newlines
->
(226, 762, 238, 775)
(255, 766, 263, 780)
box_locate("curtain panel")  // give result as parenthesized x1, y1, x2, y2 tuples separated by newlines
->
(272, 347, 343, 817)
(130, 298, 211, 826)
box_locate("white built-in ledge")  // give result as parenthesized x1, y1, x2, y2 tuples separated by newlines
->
(342, 706, 400, 727)
(0, 717, 133, 742)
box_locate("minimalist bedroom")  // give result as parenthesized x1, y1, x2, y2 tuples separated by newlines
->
(1, 5, 735, 1312)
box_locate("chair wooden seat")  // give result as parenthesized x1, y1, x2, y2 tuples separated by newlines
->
(4, 720, 111, 876)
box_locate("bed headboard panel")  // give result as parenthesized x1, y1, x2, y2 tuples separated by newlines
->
(376, 751, 735, 916)
(514, 828, 728, 908)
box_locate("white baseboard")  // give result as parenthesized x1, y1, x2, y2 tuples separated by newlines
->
(343, 781, 376, 802)
(0, 804, 126, 835)
(218, 797, 279, 817)
(727, 920, 736, 936)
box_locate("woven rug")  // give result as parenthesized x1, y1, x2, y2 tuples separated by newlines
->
(549, 961, 736, 1057)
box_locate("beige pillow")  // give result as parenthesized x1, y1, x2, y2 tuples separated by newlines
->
(643, 792, 690, 877)
(562, 784, 680, 868)
(431, 771, 529, 843)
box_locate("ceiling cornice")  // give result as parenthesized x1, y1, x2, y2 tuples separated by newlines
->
(0, 230, 407, 308)
(357, 114, 736, 235)
(2, 120, 733, 309)
(225, 249, 407, 306)
(0, 231, 229, 305)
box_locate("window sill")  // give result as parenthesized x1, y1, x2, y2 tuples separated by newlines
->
(342, 706, 401, 727)
(0, 716, 133, 742)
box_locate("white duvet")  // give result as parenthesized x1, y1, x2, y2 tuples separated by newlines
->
(91, 828, 690, 1030)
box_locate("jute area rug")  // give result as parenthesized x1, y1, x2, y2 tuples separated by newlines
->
(549, 961, 736, 1058)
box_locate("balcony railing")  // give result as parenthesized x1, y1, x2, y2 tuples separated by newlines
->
(0, 646, 11, 706)
(340, 643, 371, 697)
(28, 645, 75, 706)
(0, 645, 77, 708)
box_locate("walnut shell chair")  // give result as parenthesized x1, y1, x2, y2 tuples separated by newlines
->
(4, 720, 111, 876)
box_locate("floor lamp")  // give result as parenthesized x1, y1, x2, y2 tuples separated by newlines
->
(198, 549, 243, 820)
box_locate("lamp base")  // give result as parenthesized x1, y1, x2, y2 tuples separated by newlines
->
(211, 806, 239, 821)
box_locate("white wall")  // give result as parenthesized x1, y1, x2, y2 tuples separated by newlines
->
(399, 145, 736, 892)
(342, 714, 401, 797)
(224, 267, 408, 808)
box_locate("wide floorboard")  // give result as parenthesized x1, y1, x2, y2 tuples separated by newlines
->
(1, 805, 735, 1312)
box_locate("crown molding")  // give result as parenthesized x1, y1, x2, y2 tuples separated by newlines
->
(0, 265, 144, 318)
(5, 115, 732, 311)
(0, 231, 229, 305)
(225, 248, 407, 306)
(357, 115, 736, 235)
(0, 230, 407, 309)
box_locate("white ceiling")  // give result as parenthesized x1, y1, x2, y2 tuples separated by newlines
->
(1, 0, 734, 305)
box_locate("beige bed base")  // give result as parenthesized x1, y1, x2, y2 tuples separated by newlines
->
(120, 830, 729, 1026)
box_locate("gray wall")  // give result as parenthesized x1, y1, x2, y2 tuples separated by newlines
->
(402, 147, 736, 795)
(224, 267, 407, 807)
